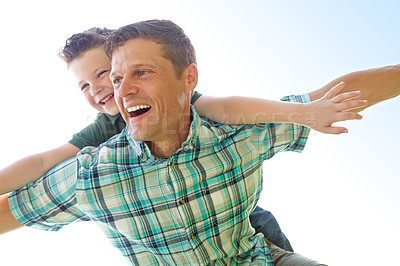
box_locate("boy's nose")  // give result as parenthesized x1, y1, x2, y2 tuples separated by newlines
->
(90, 83, 103, 96)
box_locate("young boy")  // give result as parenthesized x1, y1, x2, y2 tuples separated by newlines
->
(0, 27, 366, 253)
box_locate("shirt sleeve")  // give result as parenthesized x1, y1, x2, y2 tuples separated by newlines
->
(191, 91, 202, 104)
(8, 158, 89, 231)
(250, 94, 311, 160)
(68, 113, 123, 149)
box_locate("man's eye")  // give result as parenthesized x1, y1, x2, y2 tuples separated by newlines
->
(138, 70, 149, 76)
(112, 78, 121, 86)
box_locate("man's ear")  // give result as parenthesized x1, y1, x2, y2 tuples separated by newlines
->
(184, 64, 198, 93)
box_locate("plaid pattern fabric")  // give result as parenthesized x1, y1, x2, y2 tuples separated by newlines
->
(9, 94, 310, 265)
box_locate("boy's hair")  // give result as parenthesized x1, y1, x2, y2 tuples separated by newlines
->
(58, 27, 114, 64)
(104, 19, 196, 78)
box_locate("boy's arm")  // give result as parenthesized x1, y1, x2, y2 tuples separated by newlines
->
(194, 82, 367, 134)
(0, 194, 23, 234)
(0, 143, 80, 195)
(308, 64, 400, 111)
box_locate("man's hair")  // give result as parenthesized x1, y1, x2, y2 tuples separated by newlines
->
(58, 27, 114, 64)
(104, 19, 197, 78)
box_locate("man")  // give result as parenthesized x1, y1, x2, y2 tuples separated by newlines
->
(1, 20, 399, 265)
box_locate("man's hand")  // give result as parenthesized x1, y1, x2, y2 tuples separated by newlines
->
(306, 82, 368, 134)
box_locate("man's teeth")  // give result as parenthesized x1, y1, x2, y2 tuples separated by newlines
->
(101, 94, 113, 103)
(127, 105, 151, 112)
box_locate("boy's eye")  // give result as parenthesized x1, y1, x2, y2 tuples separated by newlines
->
(81, 83, 89, 91)
(97, 70, 108, 78)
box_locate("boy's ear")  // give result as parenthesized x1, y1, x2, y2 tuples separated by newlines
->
(184, 64, 198, 93)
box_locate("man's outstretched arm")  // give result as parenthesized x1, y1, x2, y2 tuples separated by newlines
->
(0, 194, 23, 234)
(309, 64, 400, 111)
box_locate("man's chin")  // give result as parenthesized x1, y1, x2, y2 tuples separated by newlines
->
(128, 126, 153, 142)
(129, 131, 145, 142)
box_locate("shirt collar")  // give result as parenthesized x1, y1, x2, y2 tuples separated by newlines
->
(103, 113, 123, 126)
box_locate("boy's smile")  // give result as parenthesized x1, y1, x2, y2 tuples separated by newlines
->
(69, 47, 120, 115)
(98, 93, 115, 106)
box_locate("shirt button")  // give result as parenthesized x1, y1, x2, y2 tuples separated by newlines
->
(170, 161, 175, 167)
(191, 235, 196, 240)
(179, 199, 185, 205)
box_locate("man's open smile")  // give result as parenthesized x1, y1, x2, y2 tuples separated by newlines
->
(127, 105, 151, 117)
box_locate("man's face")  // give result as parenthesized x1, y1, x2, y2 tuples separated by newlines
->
(110, 38, 193, 143)
(69, 47, 119, 115)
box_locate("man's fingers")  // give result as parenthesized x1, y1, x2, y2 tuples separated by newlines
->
(322, 126, 349, 135)
(337, 99, 368, 111)
(336, 112, 363, 122)
(332, 90, 362, 103)
(318, 111, 363, 135)
(324, 81, 345, 99)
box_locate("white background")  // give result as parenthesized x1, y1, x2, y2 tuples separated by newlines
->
(0, 1, 399, 265)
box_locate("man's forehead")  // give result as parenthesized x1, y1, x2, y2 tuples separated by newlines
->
(114, 38, 161, 55)
(112, 40, 154, 61)
(110, 39, 165, 73)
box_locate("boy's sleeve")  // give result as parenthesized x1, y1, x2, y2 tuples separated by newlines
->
(69, 122, 102, 149)
(191, 91, 203, 104)
(250, 94, 311, 160)
(8, 158, 89, 231)
(68, 113, 123, 149)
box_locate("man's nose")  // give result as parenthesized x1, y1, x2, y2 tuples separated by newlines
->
(117, 77, 139, 97)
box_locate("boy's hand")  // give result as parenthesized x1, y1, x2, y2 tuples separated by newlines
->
(307, 81, 368, 134)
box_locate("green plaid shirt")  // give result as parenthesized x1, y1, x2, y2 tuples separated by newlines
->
(9, 95, 310, 265)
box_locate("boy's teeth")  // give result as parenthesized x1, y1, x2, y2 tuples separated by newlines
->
(127, 105, 151, 112)
(101, 94, 113, 103)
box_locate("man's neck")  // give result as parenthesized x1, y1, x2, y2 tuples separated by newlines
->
(146, 111, 193, 158)
(146, 138, 185, 158)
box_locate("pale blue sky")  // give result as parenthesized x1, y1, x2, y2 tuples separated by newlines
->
(0, 1, 399, 265)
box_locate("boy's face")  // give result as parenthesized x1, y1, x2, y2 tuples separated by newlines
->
(69, 47, 119, 115)
(110, 38, 194, 143)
